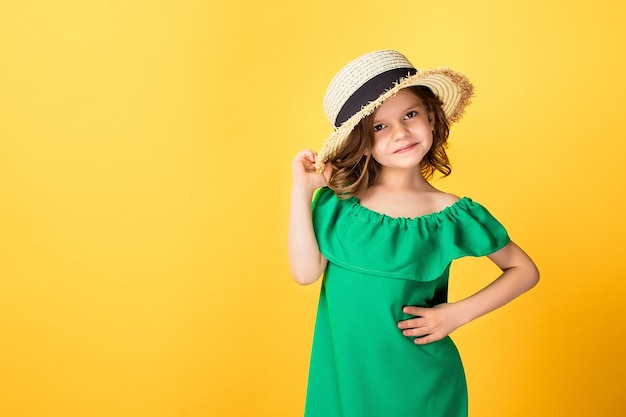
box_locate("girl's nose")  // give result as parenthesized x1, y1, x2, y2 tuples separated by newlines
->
(391, 123, 409, 140)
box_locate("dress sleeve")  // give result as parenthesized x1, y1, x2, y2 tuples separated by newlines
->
(440, 199, 511, 259)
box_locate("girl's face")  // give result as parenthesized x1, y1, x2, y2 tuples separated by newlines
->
(369, 88, 435, 170)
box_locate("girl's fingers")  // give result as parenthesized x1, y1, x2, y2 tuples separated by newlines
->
(401, 327, 430, 337)
(403, 306, 427, 316)
(397, 318, 418, 329)
(414, 334, 440, 345)
(294, 150, 320, 171)
(397, 306, 430, 329)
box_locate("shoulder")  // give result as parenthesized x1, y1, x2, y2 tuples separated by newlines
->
(435, 191, 461, 207)
(427, 191, 461, 212)
(312, 187, 344, 215)
(313, 186, 334, 199)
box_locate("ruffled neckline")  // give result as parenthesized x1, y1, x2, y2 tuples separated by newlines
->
(311, 188, 510, 281)
(346, 196, 473, 227)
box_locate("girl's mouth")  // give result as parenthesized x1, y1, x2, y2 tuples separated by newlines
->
(394, 143, 418, 153)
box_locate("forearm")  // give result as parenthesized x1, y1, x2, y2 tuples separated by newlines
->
(399, 242, 539, 345)
(454, 260, 539, 324)
(288, 187, 327, 285)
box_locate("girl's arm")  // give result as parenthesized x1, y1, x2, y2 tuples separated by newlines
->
(288, 150, 332, 285)
(398, 241, 539, 344)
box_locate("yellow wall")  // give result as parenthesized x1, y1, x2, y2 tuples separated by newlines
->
(1, 0, 624, 416)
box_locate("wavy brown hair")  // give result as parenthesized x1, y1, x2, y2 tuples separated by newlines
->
(327, 86, 452, 199)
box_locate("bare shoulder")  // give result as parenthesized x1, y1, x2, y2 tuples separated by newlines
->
(428, 191, 461, 211)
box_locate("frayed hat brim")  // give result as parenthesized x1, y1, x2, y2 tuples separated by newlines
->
(314, 67, 474, 172)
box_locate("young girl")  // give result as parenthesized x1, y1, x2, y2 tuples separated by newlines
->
(288, 50, 539, 417)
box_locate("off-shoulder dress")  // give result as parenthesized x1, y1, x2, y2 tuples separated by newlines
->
(304, 187, 510, 417)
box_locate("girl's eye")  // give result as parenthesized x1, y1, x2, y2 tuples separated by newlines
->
(373, 124, 384, 132)
(406, 111, 417, 119)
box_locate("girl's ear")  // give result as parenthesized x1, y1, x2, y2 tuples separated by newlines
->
(363, 148, 370, 156)
(428, 110, 436, 131)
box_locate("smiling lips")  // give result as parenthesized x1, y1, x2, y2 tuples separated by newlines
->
(393, 143, 419, 153)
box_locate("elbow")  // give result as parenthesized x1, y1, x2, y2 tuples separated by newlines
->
(292, 276, 318, 286)
(531, 263, 540, 286)
(503, 256, 540, 292)
(525, 260, 541, 290)
(288, 255, 327, 285)
(291, 269, 323, 286)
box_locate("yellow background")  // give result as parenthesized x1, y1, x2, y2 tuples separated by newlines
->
(1, 0, 624, 416)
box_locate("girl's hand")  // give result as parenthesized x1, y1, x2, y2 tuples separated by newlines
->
(292, 150, 333, 194)
(398, 243, 539, 345)
(397, 304, 467, 345)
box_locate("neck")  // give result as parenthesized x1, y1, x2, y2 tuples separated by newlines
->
(376, 167, 430, 190)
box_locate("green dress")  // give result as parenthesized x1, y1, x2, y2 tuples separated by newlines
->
(305, 187, 510, 417)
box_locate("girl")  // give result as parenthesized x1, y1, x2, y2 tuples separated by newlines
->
(288, 50, 539, 417)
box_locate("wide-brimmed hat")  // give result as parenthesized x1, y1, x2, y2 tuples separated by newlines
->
(314, 50, 474, 172)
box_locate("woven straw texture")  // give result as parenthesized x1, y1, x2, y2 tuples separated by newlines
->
(315, 51, 474, 172)
(323, 51, 414, 126)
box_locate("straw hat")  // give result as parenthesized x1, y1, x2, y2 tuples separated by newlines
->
(314, 50, 474, 171)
